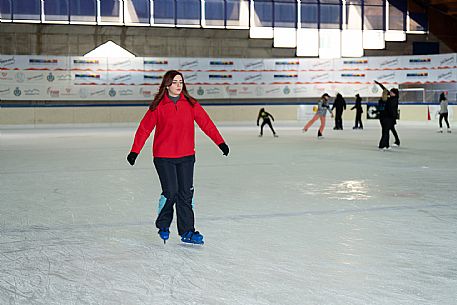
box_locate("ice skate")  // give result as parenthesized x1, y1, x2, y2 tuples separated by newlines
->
(158, 228, 170, 244)
(438, 128, 443, 133)
(447, 128, 451, 133)
(273, 134, 279, 138)
(181, 230, 204, 245)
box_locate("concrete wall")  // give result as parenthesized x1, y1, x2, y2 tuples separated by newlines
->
(0, 23, 452, 58)
(1, 105, 453, 126)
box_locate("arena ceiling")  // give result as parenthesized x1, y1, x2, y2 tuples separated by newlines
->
(416, 0, 457, 17)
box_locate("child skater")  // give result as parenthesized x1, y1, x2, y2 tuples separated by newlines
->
(257, 108, 278, 137)
(303, 93, 333, 139)
(351, 93, 363, 129)
(127, 70, 229, 245)
(438, 92, 451, 133)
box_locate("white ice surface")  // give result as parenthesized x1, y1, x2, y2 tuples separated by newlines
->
(1, 121, 456, 305)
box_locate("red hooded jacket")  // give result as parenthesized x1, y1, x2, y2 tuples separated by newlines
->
(131, 94, 224, 158)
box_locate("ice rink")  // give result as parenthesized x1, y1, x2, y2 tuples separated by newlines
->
(1, 120, 456, 305)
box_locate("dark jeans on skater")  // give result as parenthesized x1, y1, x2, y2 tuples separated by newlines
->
(260, 119, 276, 135)
(439, 113, 450, 128)
(354, 111, 363, 128)
(334, 110, 343, 129)
(379, 117, 393, 148)
(154, 155, 195, 236)
(390, 122, 400, 145)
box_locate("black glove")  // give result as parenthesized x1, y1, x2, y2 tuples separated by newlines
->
(127, 152, 138, 166)
(218, 143, 229, 156)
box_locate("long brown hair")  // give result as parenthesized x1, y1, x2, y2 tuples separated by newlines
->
(149, 70, 196, 111)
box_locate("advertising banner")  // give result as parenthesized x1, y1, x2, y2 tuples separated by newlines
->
(0, 53, 456, 101)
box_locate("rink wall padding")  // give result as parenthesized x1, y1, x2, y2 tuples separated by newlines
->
(0, 104, 453, 126)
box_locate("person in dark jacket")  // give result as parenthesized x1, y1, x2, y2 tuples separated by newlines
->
(127, 70, 229, 245)
(257, 108, 278, 137)
(351, 93, 363, 129)
(389, 88, 400, 146)
(331, 93, 346, 130)
(374, 81, 396, 150)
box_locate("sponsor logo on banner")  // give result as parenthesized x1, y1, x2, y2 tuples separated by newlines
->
(112, 74, 132, 82)
(311, 73, 330, 81)
(110, 59, 132, 68)
(255, 87, 264, 96)
(109, 88, 117, 97)
(409, 58, 431, 64)
(293, 87, 308, 94)
(265, 87, 280, 94)
(47, 73, 55, 82)
(210, 61, 233, 66)
(140, 88, 153, 98)
(79, 88, 89, 98)
(0, 57, 15, 67)
(440, 56, 455, 66)
(57, 74, 71, 81)
(183, 73, 197, 82)
(0, 87, 11, 95)
(180, 60, 199, 69)
(197, 87, 205, 96)
(406, 72, 428, 77)
(24, 88, 40, 96)
(15, 72, 25, 83)
(75, 74, 100, 79)
(90, 89, 105, 97)
(29, 58, 58, 65)
(372, 85, 380, 94)
(61, 88, 77, 97)
(13, 87, 22, 96)
(73, 59, 99, 64)
(377, 73, 396, 81)
(274, 74, 298, 78)
(47, 87, 60, 98)
(343, 60, 368, 65)
(209, 74, 232, 79)
(226, 87, 238, 96)
(205, 87, 222, 96)
(144, 60, 168, 65)
(144, 75, 162, 80)
(275, 61, 299, 66)
(380, 59, 399, 68)
(243, 74, 262, 82)
(283, 86, 291, 95)
(28, 74, 44, 81)
(437, 71, 453, 81)
(119, 89, 133, 96)
(238, 86, 254, 95)
(0, 72, 13, 81)
(243, 60, 264, 70)
(311, 60, 332, 70)
(341, 73, 365, 77)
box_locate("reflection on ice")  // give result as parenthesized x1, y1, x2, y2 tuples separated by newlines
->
(326, 180, 372, 201)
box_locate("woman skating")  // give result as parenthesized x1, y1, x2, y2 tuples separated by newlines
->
(303, 93, 333, 139)
(127, 70, 229, 245)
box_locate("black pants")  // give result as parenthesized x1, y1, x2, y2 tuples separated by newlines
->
(354, 111, 363, 128)
(379, 117, 393, 148)
(390, 121, 400, 145)
(439, 113, 450, 128)
(153, 155, 195, 236)
(261, 119, 276, 135)
(334, 110, 343, 129)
